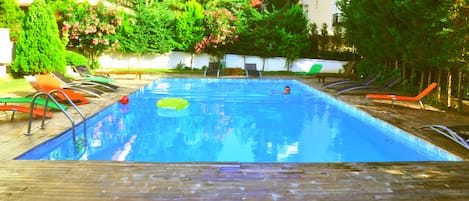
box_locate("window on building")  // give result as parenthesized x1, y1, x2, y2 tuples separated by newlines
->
(333, 13, 342, 26)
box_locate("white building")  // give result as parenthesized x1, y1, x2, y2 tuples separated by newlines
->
(299, 0, 341, 34)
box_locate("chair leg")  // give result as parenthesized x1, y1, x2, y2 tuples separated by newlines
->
(419, 101, 425, 110)
(10, 111, 16, 121)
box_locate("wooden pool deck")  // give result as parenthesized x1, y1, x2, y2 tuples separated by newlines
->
(1, 74, 468, 200)
(1, 161, 468, 200)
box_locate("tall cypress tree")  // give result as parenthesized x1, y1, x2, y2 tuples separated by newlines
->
(12, 0, 66, 76)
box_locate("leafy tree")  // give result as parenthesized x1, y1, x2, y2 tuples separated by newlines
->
(318, 23, 330, 52)
(438, 0, 469, 109)
(12, 0, 66, 75)
(61, 1, 123, 68)
(0, 0, 24, 41)
(173, 0, 205, 68)
(174, 0, 205, 52)
(338, 0, 469, 111)
(331, 25, 344, 51)
(228, 3, 263, 55)
(309, 23, 320, 55)
(118, 0, 176, 55)
(276, 5, 309, 71)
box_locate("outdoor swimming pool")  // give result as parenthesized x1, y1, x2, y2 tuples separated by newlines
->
(18, 78, 460, 162)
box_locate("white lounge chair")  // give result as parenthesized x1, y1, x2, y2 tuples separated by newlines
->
(419, 125, 469, 149)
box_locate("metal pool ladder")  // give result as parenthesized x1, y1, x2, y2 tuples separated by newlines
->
(25, 90, 86, 138)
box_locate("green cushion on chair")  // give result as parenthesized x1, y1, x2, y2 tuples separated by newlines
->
(85, 76, 115, 83)
(296, 64, 323, 75)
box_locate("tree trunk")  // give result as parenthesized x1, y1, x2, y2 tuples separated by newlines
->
(190, 53, 194, 70)
(427, 69, 432, 86)
(447, 71, 452, 108)
(437, 69, 442, 104)
(410, 68, 415, 86)
(402, 61, 406, 91)
(457, 68, 463, 112)
(420, 71, 425, 92)
(262, 58, 265, 71)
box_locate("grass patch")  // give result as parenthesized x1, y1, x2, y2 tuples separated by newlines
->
(0, 77, 34, 95)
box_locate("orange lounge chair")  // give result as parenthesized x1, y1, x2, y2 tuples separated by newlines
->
(0, 105, 53, 120)
(365, 82, 437, 109)
(25, 74, 89, 105)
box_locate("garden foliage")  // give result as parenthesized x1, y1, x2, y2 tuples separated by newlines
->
(0, 0, 24, 42)
(12, 0, 66, 75)
(118, 0, 176, 54)
(173, 0, 205, 53)
(66, 51, 89, 66)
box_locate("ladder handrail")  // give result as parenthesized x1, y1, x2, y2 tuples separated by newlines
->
(25, 90, 87, 142)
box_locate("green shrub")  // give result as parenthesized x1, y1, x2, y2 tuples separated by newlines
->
(66, 51, 89, 66)
(11, 0, 66, 76)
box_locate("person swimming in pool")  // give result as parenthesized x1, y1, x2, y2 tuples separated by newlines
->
(284, 85, 290, 94)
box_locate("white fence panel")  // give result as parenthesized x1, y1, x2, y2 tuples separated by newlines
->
(292, 59, 347, 73)
(264, 57, 286, 71)
(192, 53, 210, 69)
(225, 54, 244, 68)
(291, 59, 315, 72)
(316, 60, 347, 73)
(98, 51, 347, 72)
(0, 28, 12, 64)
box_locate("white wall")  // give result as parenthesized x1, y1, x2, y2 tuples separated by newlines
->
(0, 28, 12, 64)
(99, 51, 347, 73)
(0, 28, 12, 78)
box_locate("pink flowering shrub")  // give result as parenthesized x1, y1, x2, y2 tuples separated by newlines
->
(194, 8, 238, 57)
(61, 1, 122, 67)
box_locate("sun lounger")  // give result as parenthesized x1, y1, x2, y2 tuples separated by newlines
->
(296, 64, 322, 75)
(335, 77, 401, 95)
(0, 97, 68, 110)
(0, 105, 53, 120)
(418, 125, 469, 149)
(25, 75, 89, 105)
(204, 62, 220, 78)
(73, 65, 117, 84)
(52, 72, 116, 92)
(72, 66, 120, 89)
(245, 63, 262, 78)
(322, 73, 379, 89)
(50, 72, 108, 97)
(365, 82, 437, 109)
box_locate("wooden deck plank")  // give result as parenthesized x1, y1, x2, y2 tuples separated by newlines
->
(0, 160, 468, 200)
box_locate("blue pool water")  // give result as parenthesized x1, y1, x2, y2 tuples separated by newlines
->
(18, 78, 460, 162)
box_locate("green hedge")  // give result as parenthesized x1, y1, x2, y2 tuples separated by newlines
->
(66, 51, 89, 66)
